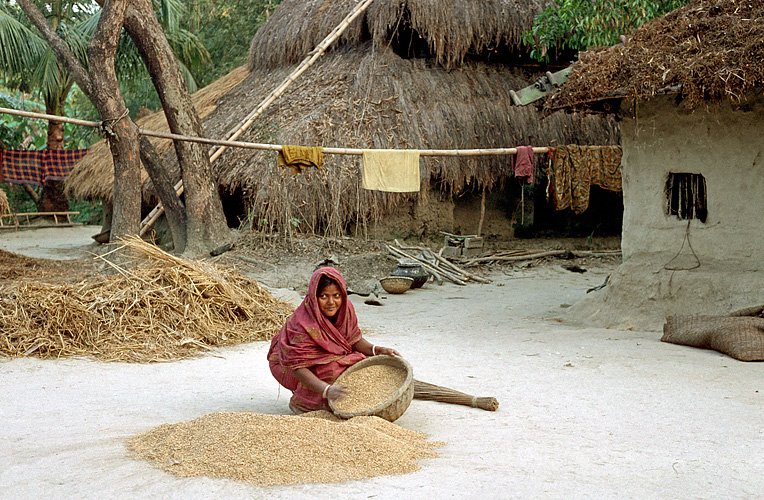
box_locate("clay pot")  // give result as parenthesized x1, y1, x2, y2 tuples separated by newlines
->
(391, 262, 429, 288)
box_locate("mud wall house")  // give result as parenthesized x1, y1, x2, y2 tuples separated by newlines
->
(65, 0, 620, 242)
(549, 0, 764, 331)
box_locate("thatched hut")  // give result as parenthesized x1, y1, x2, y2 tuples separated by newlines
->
(550, 0, 764, 330)
(67, 0, 620, 239)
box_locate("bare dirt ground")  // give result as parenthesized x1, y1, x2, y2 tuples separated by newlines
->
(1, 226, 763, 500)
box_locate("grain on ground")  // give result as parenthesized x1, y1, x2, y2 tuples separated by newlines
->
(127, 411, 443, 486)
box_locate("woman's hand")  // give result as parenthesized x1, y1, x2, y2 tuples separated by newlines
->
(326, 384, 349, 402)
(374, 346, 400, 357)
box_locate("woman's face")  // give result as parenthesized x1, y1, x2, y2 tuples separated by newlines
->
(317, 283, 342, 319)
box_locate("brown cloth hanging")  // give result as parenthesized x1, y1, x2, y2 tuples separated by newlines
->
(548, 145, 622, 214)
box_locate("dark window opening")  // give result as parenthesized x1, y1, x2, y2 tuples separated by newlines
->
(666, 172, 707, 223)
(388, 11, 432, 60)
(219, 186, 248, 228)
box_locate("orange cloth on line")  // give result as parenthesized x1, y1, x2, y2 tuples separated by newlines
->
(277, 145, 324, 175)
(361, 149, 421, 192)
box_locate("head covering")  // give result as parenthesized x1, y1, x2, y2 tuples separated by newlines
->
(271, 267, 363, 370)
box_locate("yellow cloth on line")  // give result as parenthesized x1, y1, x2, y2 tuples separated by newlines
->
(277, 145, 324, 175)
(361, 149, 421, 192)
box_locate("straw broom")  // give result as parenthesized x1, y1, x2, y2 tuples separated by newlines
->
(413, 379, 499, 412)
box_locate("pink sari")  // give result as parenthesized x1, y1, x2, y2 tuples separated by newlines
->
(268, 267, 366, 411)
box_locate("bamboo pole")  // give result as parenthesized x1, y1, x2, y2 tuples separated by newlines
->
(0, 107, 551, 157)
(208, 0, 376, 164)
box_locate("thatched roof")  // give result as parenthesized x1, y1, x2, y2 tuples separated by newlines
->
(65, 0, 620, 236)
(248, 0, 550, 70)
(65, 66, 250, 201)
(550, 0, 764, 110)
(204, 42, 618, 235)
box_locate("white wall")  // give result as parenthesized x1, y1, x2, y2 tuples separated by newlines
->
(620, 94, 764, 267)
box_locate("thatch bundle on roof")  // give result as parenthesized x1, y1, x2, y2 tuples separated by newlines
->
(550, 0, 764, 110)
(66, 0, 620, 237)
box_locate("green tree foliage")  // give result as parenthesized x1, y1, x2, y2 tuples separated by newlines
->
(184, 0, 282, 87)
(524, 0, 687, 61)
(0, 1, 210, 133)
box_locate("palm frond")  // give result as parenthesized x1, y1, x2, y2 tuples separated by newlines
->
(0, 8, 47, 75)
(31, 48, 64, 104)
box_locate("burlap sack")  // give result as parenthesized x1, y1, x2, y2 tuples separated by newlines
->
(662, 307, 764, 361)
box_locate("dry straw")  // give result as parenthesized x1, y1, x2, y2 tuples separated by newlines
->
(550, 0, 764, 110)
(0, 189, 9, 216)
(127, 410, 443, 486)
(0, 236, 293, 362)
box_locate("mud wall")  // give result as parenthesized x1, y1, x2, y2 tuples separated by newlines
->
(620, 95, 764, 264)
(568, 94, 764, 331)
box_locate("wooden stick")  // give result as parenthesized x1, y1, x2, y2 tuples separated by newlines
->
(465, 249, 567, 265)
(208, 0, 376, 164)
(393, 242, 491, 284)
(387, 245, 466, 286)
(140, 0, 375, 235)
(464, 249, 622, 265)
(477, 187, 486, 237)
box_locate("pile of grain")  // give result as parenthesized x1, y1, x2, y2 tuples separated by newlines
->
(333, 364, 407, 412)
(127, 411, 443, 486)
(0, 236, 294, 362)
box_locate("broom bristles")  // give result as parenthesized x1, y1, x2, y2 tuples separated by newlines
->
(413, 379, 499, 411)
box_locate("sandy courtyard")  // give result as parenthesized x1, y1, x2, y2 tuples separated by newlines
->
(1, 227, 762, 499)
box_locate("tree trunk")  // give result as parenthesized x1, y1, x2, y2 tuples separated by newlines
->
(139, 136, 187, 251)
(39, 96, 69, 213)
(86, 0, 141, 239)
(121, 0, 230, 256)
(17, 0, 142, 241)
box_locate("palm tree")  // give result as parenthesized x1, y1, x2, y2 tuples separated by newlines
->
(0, 0, 208, 211)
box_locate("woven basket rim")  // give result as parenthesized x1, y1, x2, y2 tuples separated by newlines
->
(380, 276, 414, 294)
(329, 355, 413, 419)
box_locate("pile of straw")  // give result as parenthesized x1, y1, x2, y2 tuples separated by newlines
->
(0, 236, 294, 362)
(0, 188, 9, 216)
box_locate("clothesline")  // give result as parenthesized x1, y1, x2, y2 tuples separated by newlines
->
(0, 107, 550, 157)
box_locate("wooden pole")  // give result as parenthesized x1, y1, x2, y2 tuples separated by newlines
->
(477, 187, 486, 237)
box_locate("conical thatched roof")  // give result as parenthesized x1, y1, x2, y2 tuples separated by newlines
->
(203, 42, 618, 236)
(65, 0, 620, 236)
(249, 0, 549, 69)
(65, 66, 250, 201)
(550, 0, 764, 110)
